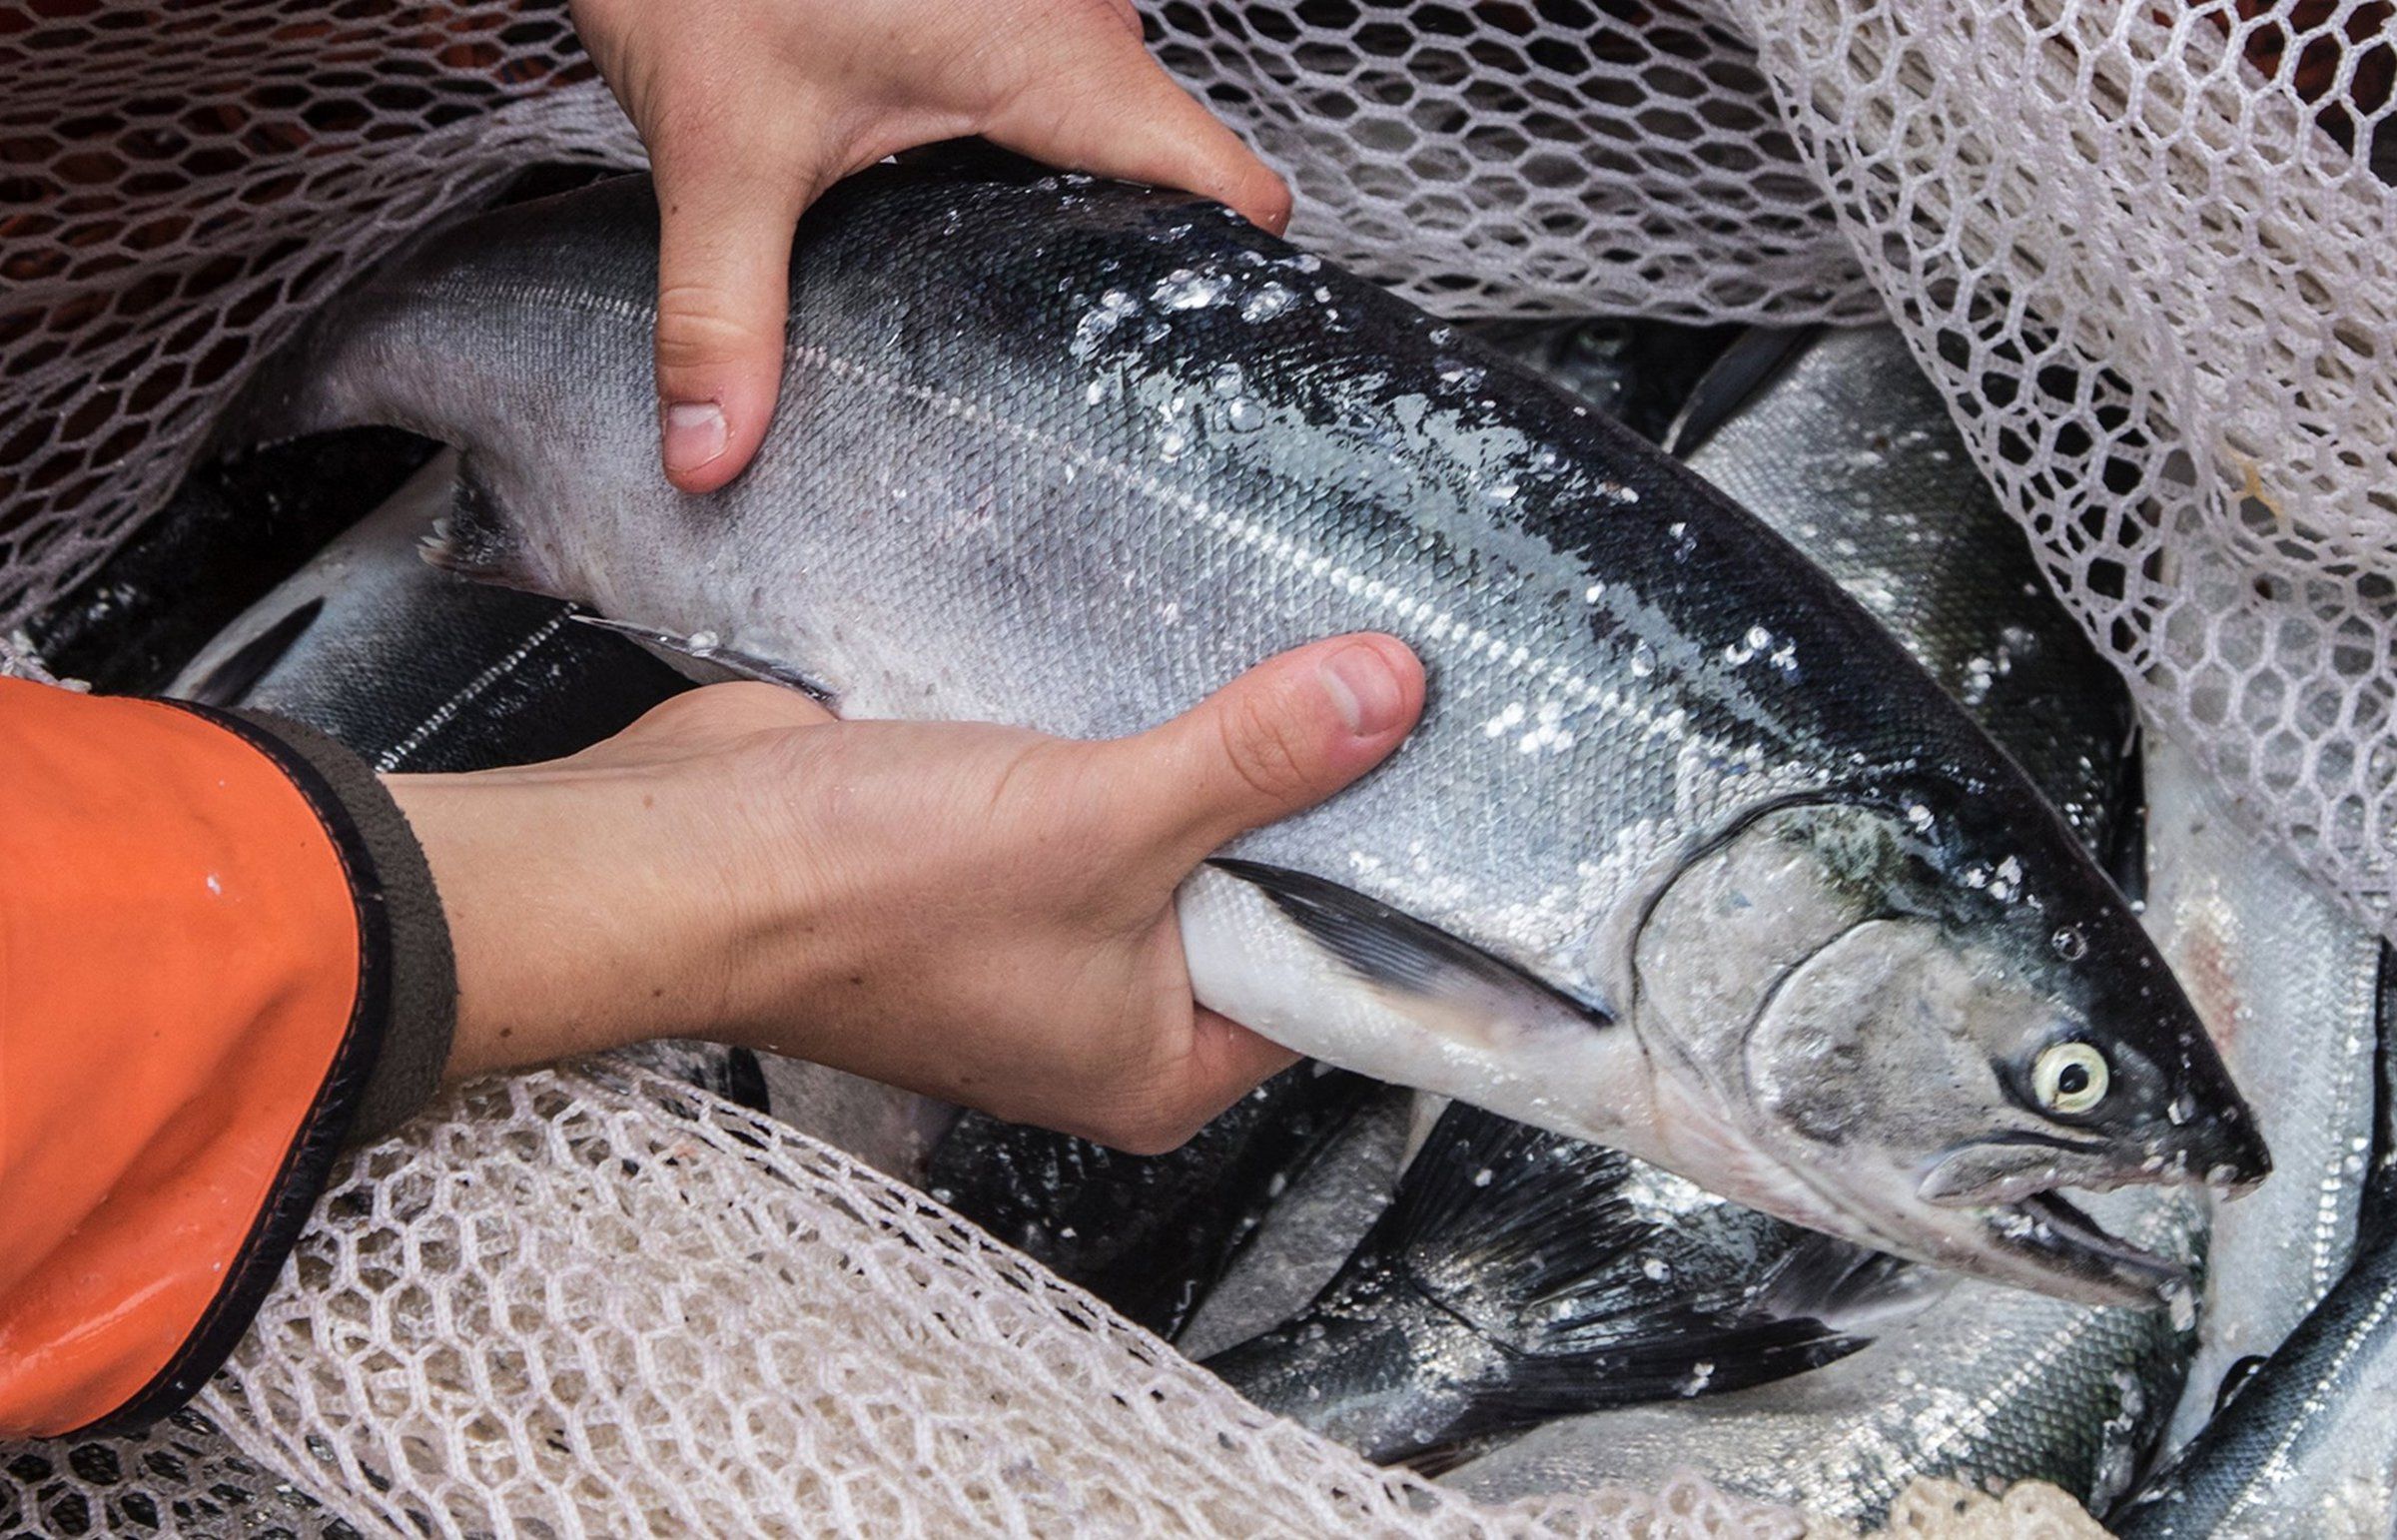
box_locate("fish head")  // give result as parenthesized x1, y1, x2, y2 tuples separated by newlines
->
(1631, 794, 2266, 1305)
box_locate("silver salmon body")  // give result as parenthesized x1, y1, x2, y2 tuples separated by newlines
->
(245, 163, 2265, 1302)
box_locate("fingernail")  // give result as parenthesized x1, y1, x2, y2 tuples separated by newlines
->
(1320, 642, 1405, 738)
(662, 400, 727, 475)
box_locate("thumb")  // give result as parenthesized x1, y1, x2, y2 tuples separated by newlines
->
(1115, 634, 1424, 867)
(647, 153, 824, 493)
(984, 30, 1293, 235)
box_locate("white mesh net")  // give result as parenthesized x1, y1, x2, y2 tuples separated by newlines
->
(1, 1062, 2110, 1537)
(4, 0, 2392, 1532)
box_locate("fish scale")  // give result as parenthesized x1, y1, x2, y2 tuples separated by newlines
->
(240, 159, 2263, 1302)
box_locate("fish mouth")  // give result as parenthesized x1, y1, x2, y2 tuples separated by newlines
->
(1912, 1131, 2247, 1305)
(1977, 1190, 2189, 1304)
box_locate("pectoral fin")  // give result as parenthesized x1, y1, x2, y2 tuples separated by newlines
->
(1179, 862, 1627, 1144)
(1206, 858, 1613, 1036)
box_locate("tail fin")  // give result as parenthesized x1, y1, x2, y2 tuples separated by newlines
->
(1251, 1103, 1907, 1468)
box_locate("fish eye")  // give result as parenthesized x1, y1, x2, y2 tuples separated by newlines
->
(2032, 1042, 2109, 1116)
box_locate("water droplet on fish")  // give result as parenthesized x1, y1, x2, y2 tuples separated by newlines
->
(1471, 1167, 1494, 1187)
(1159, 423, 1191, 461)
(1641, 1256, 1671, 1281)
(1224, 397, 1265, 432)
(1152, 269, 1230, 311)
(1240, 284, 1294, 323)
(1209, 364, 1244, 397)
(2052, 926, 2087, 961)
(1629, 641, 1656, 678)
(1074, 290, 1139, 353)
(688, 630, 719, 650)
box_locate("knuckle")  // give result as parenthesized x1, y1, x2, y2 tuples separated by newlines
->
(1250, 175, 1294, 226)
(651, 287, 768, 376)
(1214, 693, 1317, 806)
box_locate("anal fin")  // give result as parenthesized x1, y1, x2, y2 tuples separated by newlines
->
(569, 613, 838, 704)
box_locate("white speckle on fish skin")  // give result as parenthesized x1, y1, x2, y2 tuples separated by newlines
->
(1679, 1361, 1715, 1397)
(1482, 702, 1527, 738)
(1641, 1255, 1671, 1281)
(1584, 582, 1605, 603)
(1472, 1167, 1494, 1187)
(205, 873, 223, 896)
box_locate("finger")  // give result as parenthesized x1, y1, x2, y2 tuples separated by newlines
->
(647, 149, 825, 493)
(1110, 633, 1423, 866)
(983, 32, 1293, 235)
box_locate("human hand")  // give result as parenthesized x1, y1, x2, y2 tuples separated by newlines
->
(387, 634, 1420, 1153)
(567, 0, 1293, 494)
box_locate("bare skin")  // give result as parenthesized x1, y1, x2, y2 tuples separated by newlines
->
(567, 0, 1292, 491)
(388, 635, 1422, 1154)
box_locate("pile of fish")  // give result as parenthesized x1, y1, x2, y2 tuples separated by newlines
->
(186, 156, 2397, 1532)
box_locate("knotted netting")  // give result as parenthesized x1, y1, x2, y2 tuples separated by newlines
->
(2, 0, 2392, 1532)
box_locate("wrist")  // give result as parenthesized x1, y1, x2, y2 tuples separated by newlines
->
(385, 766, 724, 1077)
